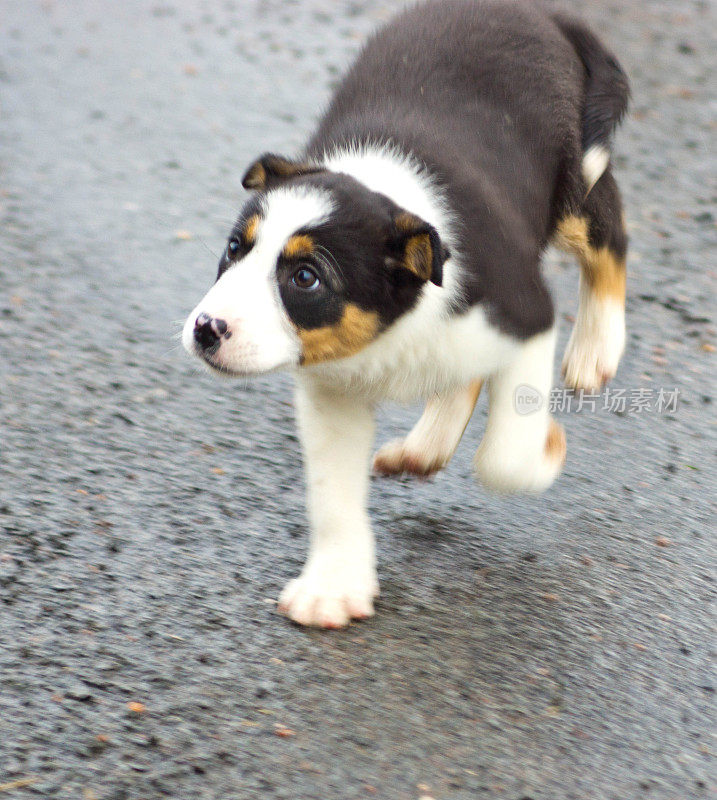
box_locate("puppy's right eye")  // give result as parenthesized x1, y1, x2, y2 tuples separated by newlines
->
(292, 267, 320, 290)
(227, 238, 241, 256)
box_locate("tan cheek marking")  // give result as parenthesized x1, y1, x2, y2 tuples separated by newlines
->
(244, 214, 260, 244)
(298, 304, 379, 366)
(554, 216, 626, 302)
(283, 234, 314, 260)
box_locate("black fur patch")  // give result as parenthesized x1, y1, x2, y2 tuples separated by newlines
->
(551, 13, 630, 153)
(582, 171, 628, 259)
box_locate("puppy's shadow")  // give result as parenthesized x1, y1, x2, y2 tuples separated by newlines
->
(382, 510, 476, 542)
(378, 507, 511, 567)
(371, 510, 581, 663)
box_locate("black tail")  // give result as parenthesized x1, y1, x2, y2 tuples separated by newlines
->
(553, 13, 630, 153)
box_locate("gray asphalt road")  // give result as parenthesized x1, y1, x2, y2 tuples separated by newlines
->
(1, 1, 715, 798)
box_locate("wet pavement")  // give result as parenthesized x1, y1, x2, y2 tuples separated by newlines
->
(0, 1, 714, 798)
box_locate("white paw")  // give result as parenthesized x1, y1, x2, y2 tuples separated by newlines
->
(372, 437, 448, 477)
(277, 561, 379, 628)
(562, 298, 625, 391)
(474, 420, 566, 494)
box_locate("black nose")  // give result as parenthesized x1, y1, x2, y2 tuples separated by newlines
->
(193, 313, 228, 351)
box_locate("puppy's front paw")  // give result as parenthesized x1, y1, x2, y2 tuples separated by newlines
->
(277, 562, 379, 628)
(373, 438, 447, 477)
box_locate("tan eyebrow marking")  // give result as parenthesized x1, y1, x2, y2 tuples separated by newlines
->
(243, 214, 261, 244)
(283, 233, 315, 260)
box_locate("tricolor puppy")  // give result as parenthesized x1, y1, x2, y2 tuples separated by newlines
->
(183, 0, 629, 628)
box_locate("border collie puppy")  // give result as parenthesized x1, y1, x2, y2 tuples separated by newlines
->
(183, 0, 629, 628)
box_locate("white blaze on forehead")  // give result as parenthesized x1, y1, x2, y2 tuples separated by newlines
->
(324, 145, 440, 230)
(182, 185, 334, 375)
(254, 186, 334, 260)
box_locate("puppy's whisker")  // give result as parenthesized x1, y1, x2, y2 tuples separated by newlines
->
(140, 209, 232, 255)
(314, 243, 341, 274)
(194, 235, 219, 259)
(161, 342, 184, 357)
(314, 244, 345, 288)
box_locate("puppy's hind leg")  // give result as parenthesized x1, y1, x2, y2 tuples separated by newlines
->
(555, 170, 627, 391)
(373, 380, 483, 477)
(474, 328, 565, 494)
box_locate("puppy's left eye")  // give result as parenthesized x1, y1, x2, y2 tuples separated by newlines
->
(291, 267, 320, 290)
(227, 238, 241, 256)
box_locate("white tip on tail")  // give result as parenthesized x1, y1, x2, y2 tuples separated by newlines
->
(581, 145, 610, 195)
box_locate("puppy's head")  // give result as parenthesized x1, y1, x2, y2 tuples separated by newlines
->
(182, 153, 449, 376)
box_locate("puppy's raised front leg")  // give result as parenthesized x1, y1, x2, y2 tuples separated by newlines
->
(373, 380, 483, 476)
(278, 381, 378, 628)
(474, 328, 566, 494)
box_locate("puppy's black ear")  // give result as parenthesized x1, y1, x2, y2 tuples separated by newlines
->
(241, 153, 323, 191)
(387, 211, 449, 286)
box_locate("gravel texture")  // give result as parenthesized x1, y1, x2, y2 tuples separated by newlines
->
(0, 1, 714, 798)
